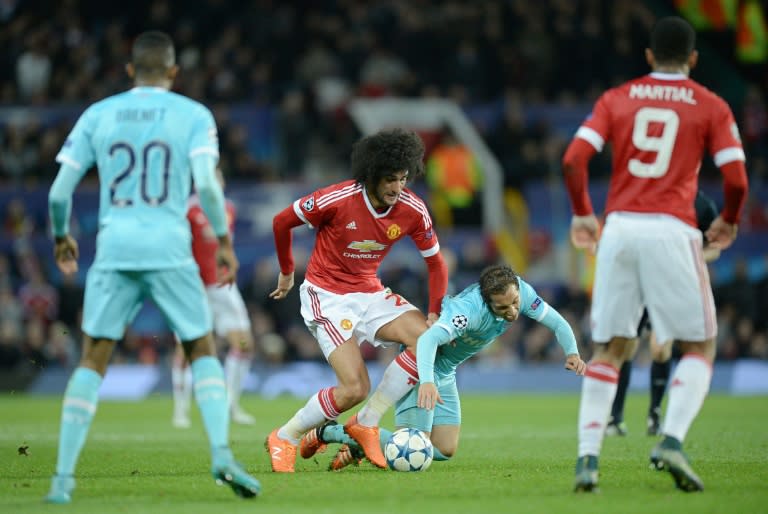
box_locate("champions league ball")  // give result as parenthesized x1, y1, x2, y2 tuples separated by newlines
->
(384, 428, 433, 472)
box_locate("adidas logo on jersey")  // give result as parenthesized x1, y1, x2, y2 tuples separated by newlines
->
(346, 221, 357, 230)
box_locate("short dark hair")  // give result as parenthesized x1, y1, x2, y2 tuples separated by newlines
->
(650, 16, 695, 64)
(132, 31, 175, 76)
(479, 264, 519, 305)
(350, 128, 425, 187)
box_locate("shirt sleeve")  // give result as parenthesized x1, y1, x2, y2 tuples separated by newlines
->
(415, 324, 453, 384)
(708, 97, 746, 167)
(191, 153, 227, 237)
(55, 107, 97, 172)
(49, 164, 90, 237)
(574, 92, 612, 153)
(50, 108, 97, 236)
(518, 279, 579, 356)
(292, 187, 334, 229)
(188, 107, 220, 161)
(406, 192, 441, 258)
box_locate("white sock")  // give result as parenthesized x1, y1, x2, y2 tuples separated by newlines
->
(224, 350, 251, 410)
(172, 360, 192, 416)
(358, 350, 418, 427)
(577, 362, 619, 457)
(278, 387, 340, 444)
(662, 354, 712, 442)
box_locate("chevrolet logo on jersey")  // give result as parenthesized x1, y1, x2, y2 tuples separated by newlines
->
(347, 240, 388, 252)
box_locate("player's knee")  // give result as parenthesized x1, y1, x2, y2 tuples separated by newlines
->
(336, 380, 370, 407)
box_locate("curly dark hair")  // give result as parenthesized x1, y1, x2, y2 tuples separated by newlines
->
(350, 128, 425, 188)
(479, 264, 520, 305)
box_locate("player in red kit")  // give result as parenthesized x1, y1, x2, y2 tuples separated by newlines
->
(563, 17, 748, 493)
(265, 128, 448, 472)
(172, 169, 256, 428)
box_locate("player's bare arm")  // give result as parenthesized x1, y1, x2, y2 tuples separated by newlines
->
(565, 353, 587, 375)
(215, 234, 239, 286)
(54, 235, 79, 275)
(570, 214, 600, 254)
(269, 272, 294, 300)
(417, 382, 443, 411)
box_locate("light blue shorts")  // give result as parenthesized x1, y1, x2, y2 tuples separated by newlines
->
(82, 264, 212, 341)
(394, 374, 461, 432)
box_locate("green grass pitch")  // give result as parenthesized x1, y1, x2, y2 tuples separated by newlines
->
(2, 393, 767, 514)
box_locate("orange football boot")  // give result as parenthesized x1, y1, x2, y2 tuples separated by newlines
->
(265, 428, 297, 472)
(329, 444, 364, 471)
(344, 414, 386, 469)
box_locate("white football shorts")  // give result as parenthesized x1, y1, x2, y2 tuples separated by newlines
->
(299, 280, 420, 360)
(205, 284, 251, 337)
(590, 212, 716, 344)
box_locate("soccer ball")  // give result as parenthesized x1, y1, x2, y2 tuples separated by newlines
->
(384, 427, 433, 472)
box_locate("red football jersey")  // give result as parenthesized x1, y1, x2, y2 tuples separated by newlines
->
(294, 180, 440, 294)
(188, 196, 236, 286)
(576, 72, 745, 226)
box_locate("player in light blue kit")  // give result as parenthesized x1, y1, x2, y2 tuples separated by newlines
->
(301, 264, 586, 469)
(45, 31, 260, 503)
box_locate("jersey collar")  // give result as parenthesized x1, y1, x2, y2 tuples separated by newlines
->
(362, 186, 394, 218)
(129, 86, 169, 93)
(648, 72, 688, 81)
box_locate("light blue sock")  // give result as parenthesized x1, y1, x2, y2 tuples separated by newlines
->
(379, 428, 393, 452)
(322, 424, 357, 446)
(431, 446, 450, 461)
(191, 356, 229, 451)
(55, 367, 102, 476)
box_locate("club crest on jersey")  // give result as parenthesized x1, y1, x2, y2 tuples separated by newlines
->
(302, 197, 315, 211)
(451, 314, 468, 329)
(530, 298, 542, 310)
(386, 224, 401, 240)
(347, 240, 387, 252)
(340, 319, 353, 330)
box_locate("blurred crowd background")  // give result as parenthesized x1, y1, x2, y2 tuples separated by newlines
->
(0, 0, 766, 385)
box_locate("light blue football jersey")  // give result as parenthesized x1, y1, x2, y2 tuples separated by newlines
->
(55, 87, 219, 269)
(428, 279, 553, 379)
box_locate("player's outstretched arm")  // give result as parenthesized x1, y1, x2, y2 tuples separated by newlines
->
(565, 353, 587, 375)
(416, 325, 450, 410)
(535, 303, 584, 375)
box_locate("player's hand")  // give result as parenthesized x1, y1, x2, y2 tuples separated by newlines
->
(565, 353, 587, 375)
(426, 312, 439, 328)
(417, 382, 443, 410)
(53, 235, 79, 275)
(269, 272, 294, 300)
(570, 215, 601, 254)
(215, 238, 239, 286)
(705, 216, 738, 250)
